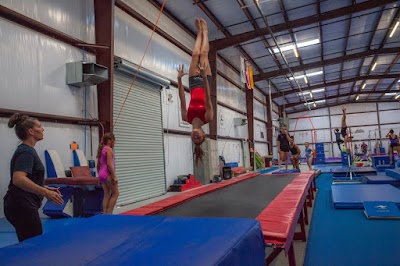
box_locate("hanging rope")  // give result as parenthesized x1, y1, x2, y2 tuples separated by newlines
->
(113, 0, 168, 128)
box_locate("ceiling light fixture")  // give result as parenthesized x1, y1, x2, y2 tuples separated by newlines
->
(311, 88, 325, 93)
(395, 94, 400, 99)
(356, 95, 359, 101)
(390, 21, 399, 38)
(293, 47, 299, 57)
(273, 38, 320, 53)
(362, 84, 366, 89)
(289, 70, 323, 80)
(385, 92, 397, 96)
(372, 62, 377, 71)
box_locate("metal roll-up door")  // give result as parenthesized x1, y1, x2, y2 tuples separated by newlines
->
(113, 72, 166, 206)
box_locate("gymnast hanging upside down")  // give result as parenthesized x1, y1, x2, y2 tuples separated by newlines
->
(177, 18, 214, 165)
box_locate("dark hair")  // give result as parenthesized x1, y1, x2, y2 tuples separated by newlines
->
(8, 113, 37, 140)
(334, 128, 339, 132)
(389, 129, 394, 134)
(96, 133, 115, 158)
(193, 143, 205, 166)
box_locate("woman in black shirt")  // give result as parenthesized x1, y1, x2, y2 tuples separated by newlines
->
(4, 113, 64, 242)
(277, 126, 293, 171)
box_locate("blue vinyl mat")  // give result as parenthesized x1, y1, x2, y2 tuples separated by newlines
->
(385, 169, 400, 180)
(332, 184, 400, 209)
(333, 166, 376, 177)
(0, 215, 265, 266)
(364, 175, 399, 184)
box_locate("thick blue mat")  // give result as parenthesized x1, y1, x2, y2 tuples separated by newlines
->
(271, 169, 300, 174)
(364, 175, 399, 184)
(333, 166, 376, 177)
(0, 215, 265, 266)
(385, 169, 400, 180)
(332, 184, 400, 209)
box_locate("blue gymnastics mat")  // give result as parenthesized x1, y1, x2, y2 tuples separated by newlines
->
(385, 169, 400, 180)
(333, 166, 376, 177)
(271, 169, 300, 174)
(0, 215, 265, 266)
(364, 175, 399, 185)
(332, 184, 400, 209)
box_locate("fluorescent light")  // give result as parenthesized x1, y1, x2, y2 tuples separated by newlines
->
(304, 99, 326, 106)
(293, 47, 299, 57)
(395, 94, 400, 99)
(273, 38, 320, 53)
(390, 21, 399, 38)
(289, 71, 323, 80)
(385, 93, 397, 96)
(304, 76, 308, 83)
(313, 102, 317, 108)
(297, 91, 311, 96)
(356, 95, 359, 101)
(362, 84, 366, 89)
(310, 92, 313, 99)
(311, 88, 325, 93)
(372, 62, 377, 71)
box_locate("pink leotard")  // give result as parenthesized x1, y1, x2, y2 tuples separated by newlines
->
(98, 146, 114, 183)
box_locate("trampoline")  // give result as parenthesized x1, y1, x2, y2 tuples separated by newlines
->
(155, 174, 296, 219)
(332, 184, 400, 209)
(332, 166, 377, 177)
(0, 215, 265, 266)
(364, 175, 399, 185)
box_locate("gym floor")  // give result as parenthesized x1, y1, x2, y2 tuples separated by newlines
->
(1, 162, 399, 265)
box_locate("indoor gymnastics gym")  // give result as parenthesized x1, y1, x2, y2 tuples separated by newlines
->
(1, 1, 400, 265)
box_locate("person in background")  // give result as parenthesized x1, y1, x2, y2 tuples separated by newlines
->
(386, 129, 400, 165)
(289, 137, 301, 170)
(277, 126, 292, 171)
(97, 133, 119, 214)
(361, 142, 368, 154)
(304, 142, 313, 171)
(334, 128, 344, 152)
(4, 113, 64, 242)
(177, 18, 214, 165)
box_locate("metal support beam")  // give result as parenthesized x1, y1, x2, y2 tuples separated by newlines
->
(271, 74, 399, 98)
(246, 89, 254, 168)
(0, 5, 105, 54)
(210, 0, 397, 50)
(266, 95, 273, 155)
(94, 0, 114, 134)
(254, 47, 399, 81)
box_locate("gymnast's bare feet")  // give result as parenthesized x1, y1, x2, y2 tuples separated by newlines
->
(195, 18, 201, 31)
(199, 18, 208, 32)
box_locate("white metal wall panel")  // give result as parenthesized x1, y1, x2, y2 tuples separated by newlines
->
(163, 134, 193, 188)
(254, 120, 268, 142)
(330, 112, 378, 128)
(114, 73, 166, 206)
(0, 0, 95, 43)
(217, 76, 246, 113)
(287, 108, 329, 118)
(0, 18, 97, 118)
(379, 110, 400, 124)
(289, 116, 330, 131)
(254, 142, 268, 157)
(329, 103, 377, 115)
(217, 105, 248, 139)
(254, 100, 267, 121)
(378, 102, 400, 111)
(254, 89, 266, 103)
(218, 139, 243, 166)
(114, 8, 191, 87)
(217, 58, 243, 86)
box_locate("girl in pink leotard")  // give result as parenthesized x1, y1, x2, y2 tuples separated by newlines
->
(96, 133, 119, 214)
